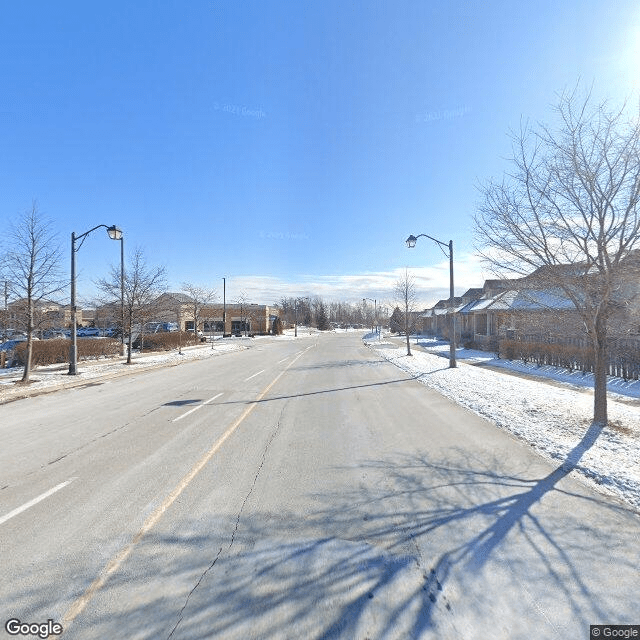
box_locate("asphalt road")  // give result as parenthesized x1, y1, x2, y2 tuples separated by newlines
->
(1, 332, 638, 639)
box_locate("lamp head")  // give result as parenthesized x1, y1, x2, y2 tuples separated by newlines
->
(405, 235, 417, 248)
(107, 225, 123, 241)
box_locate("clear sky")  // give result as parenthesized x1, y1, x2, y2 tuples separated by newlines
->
(1, 1, 639, 309)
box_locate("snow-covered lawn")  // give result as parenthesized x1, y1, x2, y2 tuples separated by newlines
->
(0, 339, 251, 399)
(365, 334, 640, 513)
(0, 330, 319, 401)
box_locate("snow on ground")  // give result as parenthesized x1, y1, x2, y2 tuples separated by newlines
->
(0, 339, 252, 399)
(2, 329, 638, 512)
(364, 333, 640, 512)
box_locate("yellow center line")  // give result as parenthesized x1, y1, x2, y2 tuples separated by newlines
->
(61, 344, 313, 631)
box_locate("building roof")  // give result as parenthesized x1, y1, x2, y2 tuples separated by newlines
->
(461, 287, 483, 300)
(156, 292, 195, 304)
(466, 288, 576, 313)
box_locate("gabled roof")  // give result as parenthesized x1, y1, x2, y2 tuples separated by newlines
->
(482, 279, 512, 291)
(466, 288, 575, 312)
(156, 292, 195, 304)
(461, 287, 483, 300)
(458, 299, 483, 314)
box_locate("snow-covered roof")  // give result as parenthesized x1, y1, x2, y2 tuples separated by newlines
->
(464, 296, 496, 311)
(457, 288, 575, 313)
(458, 298, 485, 314)
(490, 288, 575, 311)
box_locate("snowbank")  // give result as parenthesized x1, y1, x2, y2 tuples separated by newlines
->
(366, 336, 640, 512)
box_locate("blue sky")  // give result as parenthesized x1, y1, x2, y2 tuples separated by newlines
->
(1, 1, 639, 308)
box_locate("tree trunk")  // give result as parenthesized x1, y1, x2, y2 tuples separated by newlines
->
(405, 311, 412, 356)
(127, 317, 133, 364)
(592, 315, 608, 426)
(21, 301, 34, 382)
(21, 337, 33, 382)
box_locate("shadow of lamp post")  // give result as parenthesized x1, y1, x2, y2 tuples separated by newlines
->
(406, 233, 457, 368)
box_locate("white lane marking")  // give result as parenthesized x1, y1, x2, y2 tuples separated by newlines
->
(277, 356, 290, 364)
(244, 369, 265, 382)
(172, 393, 224, 423)
(0, 478, 76, 526)
(62, 344, 314, 629)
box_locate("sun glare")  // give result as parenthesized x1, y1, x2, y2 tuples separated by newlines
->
(618, 13, 640, 95)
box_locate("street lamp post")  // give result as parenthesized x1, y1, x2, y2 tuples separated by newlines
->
(118, 234, 125, 356)
(223, 277, 226, 337)
(362, 297, 377, 335)
(406, 233, 457, 368)
(69, 224, 122, 375)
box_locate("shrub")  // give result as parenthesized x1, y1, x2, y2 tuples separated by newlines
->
(13, 338, 121, 367)
(497, 338, 516, 360)
(138, 331, 199, 351)
(272, 317, 284, 335)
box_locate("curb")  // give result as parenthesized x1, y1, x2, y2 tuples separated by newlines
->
(0, 343, 249, 405)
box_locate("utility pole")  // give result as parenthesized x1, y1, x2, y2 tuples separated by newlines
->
(223, 277, 226, 336)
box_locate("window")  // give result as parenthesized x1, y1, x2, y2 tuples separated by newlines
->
(475, 314, 487, 335)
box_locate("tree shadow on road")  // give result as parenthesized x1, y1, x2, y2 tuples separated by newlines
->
(7, 425, 640, 639)
(311, 422, 639, 638)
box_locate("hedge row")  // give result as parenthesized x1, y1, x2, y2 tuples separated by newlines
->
(13, 338, 121, 367)
(136, 331, 200, 351)
(498, 338, 640, 380)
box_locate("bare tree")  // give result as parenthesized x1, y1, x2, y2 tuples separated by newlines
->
(235, 292, 251, 336)
(96, 248, 166, 364)
(394, 269, 417, 356)
(4, 203, 65, 382)
(474, 87, 640, 426)
(181, 282, 217, 338)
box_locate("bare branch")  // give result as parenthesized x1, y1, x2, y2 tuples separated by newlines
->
(475, 88, 640, 426)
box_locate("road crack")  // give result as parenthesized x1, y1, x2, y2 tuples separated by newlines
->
(167, 408, 286, 639)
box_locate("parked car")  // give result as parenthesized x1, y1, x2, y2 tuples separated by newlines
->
(78, 327, 100, 337)
(43, 329, 66, 339)
(0, 338, 26, 367)
(1, 338, 25, 350)
(144, 322, 179, 333)
(6, 331, 27, 341)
